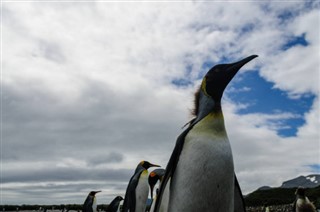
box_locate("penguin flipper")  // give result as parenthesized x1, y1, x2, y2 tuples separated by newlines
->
(83, 196, 94, 212)
(292, 200, 297, 212)
(154, 124, 195, 212)
(234, 175, 246, 212)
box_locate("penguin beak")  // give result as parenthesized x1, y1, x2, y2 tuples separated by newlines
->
(149, 163, 161, 168)
(94, 191, 101, 195)
(224, 55, 258, 82)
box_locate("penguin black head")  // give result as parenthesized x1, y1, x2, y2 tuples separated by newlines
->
(295, 187, 306, 197)
(148, 169, 165, 183)
(115, 196, 124, 201)
(193, 55, 258, 116)
(139, 160, 160, 170)
(89, 191, 101, 196)
(149, 171, 160, 186)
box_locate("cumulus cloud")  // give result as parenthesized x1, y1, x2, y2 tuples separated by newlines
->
(2, 1, 319, 204)
(224, 97, 319, 193)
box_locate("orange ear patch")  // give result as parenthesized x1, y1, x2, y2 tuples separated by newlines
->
(150, 172, 156, 177)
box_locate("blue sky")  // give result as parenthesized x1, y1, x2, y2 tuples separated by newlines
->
(1, 1, 319, 205)
(309, 164, 320, 173)
(228, 71, 315, 137)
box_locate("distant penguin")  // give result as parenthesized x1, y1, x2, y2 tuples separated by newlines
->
(154, 55, 258, 212)
(148, 168, 165, 211)
(293, 187, 316, 212)
(82, 191, 101, 212)
(123, 161, 160, 212)
(106, 196, 123, 212)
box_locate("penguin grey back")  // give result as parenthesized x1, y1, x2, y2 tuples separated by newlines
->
(122, 169, 142, 212)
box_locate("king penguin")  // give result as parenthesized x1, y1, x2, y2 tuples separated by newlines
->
(82, 191, 101, 212)
(123, 160, 160, 212)
(293, 187, 316, 212)
(106, 196, 123, 212)
(154, 55, 258, 212)
(148, 168, 166, 212)
(149, 168, 166, 199)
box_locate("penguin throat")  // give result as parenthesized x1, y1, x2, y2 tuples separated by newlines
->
(195, 111, 227, 137)
(193, 92, 222, 122)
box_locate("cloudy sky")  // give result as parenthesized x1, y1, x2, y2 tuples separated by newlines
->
(1, 0, 319, 206)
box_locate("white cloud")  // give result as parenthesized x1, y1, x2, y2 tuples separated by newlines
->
(258, 7, 320, 97)
(2, 1, 319, 204)
(224, 98, 319, 193)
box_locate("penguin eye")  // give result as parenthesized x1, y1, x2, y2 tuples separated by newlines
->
(214, 68, 221, 73)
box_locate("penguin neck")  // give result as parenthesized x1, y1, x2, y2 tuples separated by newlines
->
(297, 194, 306, 200)
(135, 164, 145, 173)
(192, 93, 227, 136)
(194, 92, 223, 123)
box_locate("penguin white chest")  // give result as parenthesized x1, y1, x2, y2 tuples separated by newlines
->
(116, 200, 123, 212)
(92, 197, 97, 212)
(135, 170, 149, 212)
(169, 115, 234, 211)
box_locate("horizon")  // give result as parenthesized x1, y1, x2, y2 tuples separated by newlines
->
(1, 174, 320, 206)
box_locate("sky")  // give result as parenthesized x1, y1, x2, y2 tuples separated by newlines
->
(1, 0, 320, 206)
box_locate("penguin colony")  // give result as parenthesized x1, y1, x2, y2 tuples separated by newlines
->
(83, 55, 260, 212)
(82, 55, 318, 212)
(82, 55, 257, 212)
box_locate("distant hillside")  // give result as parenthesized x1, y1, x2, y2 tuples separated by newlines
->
(257, 174, 320, 191)
(245, 185, 320, 208)
(245, 175, 320, 208)
(281, 174, 320, 188)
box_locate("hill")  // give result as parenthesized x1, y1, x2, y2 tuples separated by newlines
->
(281, 174, 320, 188)
(245, 183, 320, 208)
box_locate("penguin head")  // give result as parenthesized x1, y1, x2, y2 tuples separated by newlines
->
(139, 160, 160, 170)
(193, 55, 258, 117)
(115, 196, 124, 201)
(295, 187, 306, 197)
(89, 190, 101, 196)
(202, 55, 258, 101)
